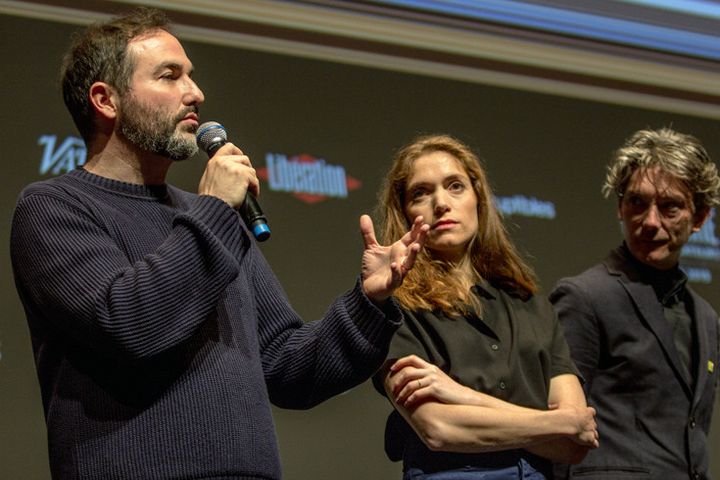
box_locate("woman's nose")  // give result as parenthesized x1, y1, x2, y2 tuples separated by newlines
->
(433, 191, 450, 215)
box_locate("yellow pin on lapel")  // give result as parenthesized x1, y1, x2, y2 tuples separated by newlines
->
(709, 360, 715, 373)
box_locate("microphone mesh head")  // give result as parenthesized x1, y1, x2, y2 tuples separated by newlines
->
(196, 121, 227, 153)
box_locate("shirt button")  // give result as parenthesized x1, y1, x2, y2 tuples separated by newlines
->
(689, 417, 696, 429)
(499, 381, 506, 389)
(491, 344, 499, 351)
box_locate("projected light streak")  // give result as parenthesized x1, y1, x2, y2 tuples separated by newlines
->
(374, 0, 720, 61)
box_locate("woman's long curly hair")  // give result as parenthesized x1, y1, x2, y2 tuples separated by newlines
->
(377, 134, 537, 315)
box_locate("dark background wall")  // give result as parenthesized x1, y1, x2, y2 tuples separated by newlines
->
(1, 11, 718, 479)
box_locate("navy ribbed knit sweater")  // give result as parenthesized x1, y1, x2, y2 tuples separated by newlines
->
(10, 168, 401, 480)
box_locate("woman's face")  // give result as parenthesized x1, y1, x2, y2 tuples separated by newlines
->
(404, 151, 479, 263)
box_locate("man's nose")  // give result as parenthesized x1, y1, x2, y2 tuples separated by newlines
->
(184, 77, 205, 105)
(641, 204, 662, 229)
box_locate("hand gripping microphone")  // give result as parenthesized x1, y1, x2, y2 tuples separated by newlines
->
(196, 121, 271, 242)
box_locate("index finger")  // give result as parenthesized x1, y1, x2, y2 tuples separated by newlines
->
(390, 354, 430, 372)
(400, 216, 428, 246)
(212, 141, 244, 157)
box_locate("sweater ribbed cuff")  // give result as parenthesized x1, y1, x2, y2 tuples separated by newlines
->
(186, 195, 249, 255)
(342, 278, 402, 347)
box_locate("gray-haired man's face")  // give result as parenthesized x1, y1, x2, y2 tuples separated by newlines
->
(618, 166, 708, 270)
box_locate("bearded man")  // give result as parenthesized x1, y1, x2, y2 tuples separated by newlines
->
(10, 7, 427, 480)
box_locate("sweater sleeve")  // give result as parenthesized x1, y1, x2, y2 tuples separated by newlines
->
(247, 246, 403, 409)
(11, 188, 246, 361)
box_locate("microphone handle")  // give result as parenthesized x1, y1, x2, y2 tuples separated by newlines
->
(208, 140, 271, 242)
(241, 194, 271, 242)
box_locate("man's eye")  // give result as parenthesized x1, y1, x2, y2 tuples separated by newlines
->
(627, 196, 645, 208)
(660, 202, 682, 216)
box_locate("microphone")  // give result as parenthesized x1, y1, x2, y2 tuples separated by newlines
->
(196, 121, 271, 242)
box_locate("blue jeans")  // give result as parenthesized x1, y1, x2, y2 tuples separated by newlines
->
(403, 458, 547, 480)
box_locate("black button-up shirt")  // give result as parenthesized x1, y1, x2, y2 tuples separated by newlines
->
(374, 280, 579, 474)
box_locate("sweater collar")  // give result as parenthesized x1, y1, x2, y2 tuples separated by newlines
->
(71, 167, 170, 201)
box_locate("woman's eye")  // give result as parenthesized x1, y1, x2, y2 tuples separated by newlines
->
(411, 189, 427, 200)
(449, 181, 465, 192)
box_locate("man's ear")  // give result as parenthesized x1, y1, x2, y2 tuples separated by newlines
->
(692, 206, 711, 232)
(89, 82, 119, 120)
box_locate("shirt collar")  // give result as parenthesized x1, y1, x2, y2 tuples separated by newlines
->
(472, 278, 497, 300)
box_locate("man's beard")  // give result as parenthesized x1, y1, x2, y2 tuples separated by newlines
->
(118, 95, 199, 161)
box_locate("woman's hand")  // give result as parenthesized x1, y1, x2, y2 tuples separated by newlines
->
(387, 355, 475, 407)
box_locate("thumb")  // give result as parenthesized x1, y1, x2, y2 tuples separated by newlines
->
(359, 214, 379, 249)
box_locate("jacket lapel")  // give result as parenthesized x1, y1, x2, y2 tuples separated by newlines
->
(688, 290, 710, 406)
(604, 249, 693, 398)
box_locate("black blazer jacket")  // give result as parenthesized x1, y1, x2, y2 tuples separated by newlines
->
(551, 247, 719, 480)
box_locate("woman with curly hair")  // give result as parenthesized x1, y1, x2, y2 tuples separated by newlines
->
(373, 134, 598, 480)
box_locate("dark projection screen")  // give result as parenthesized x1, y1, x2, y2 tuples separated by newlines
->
(1, 11, 718, 479)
